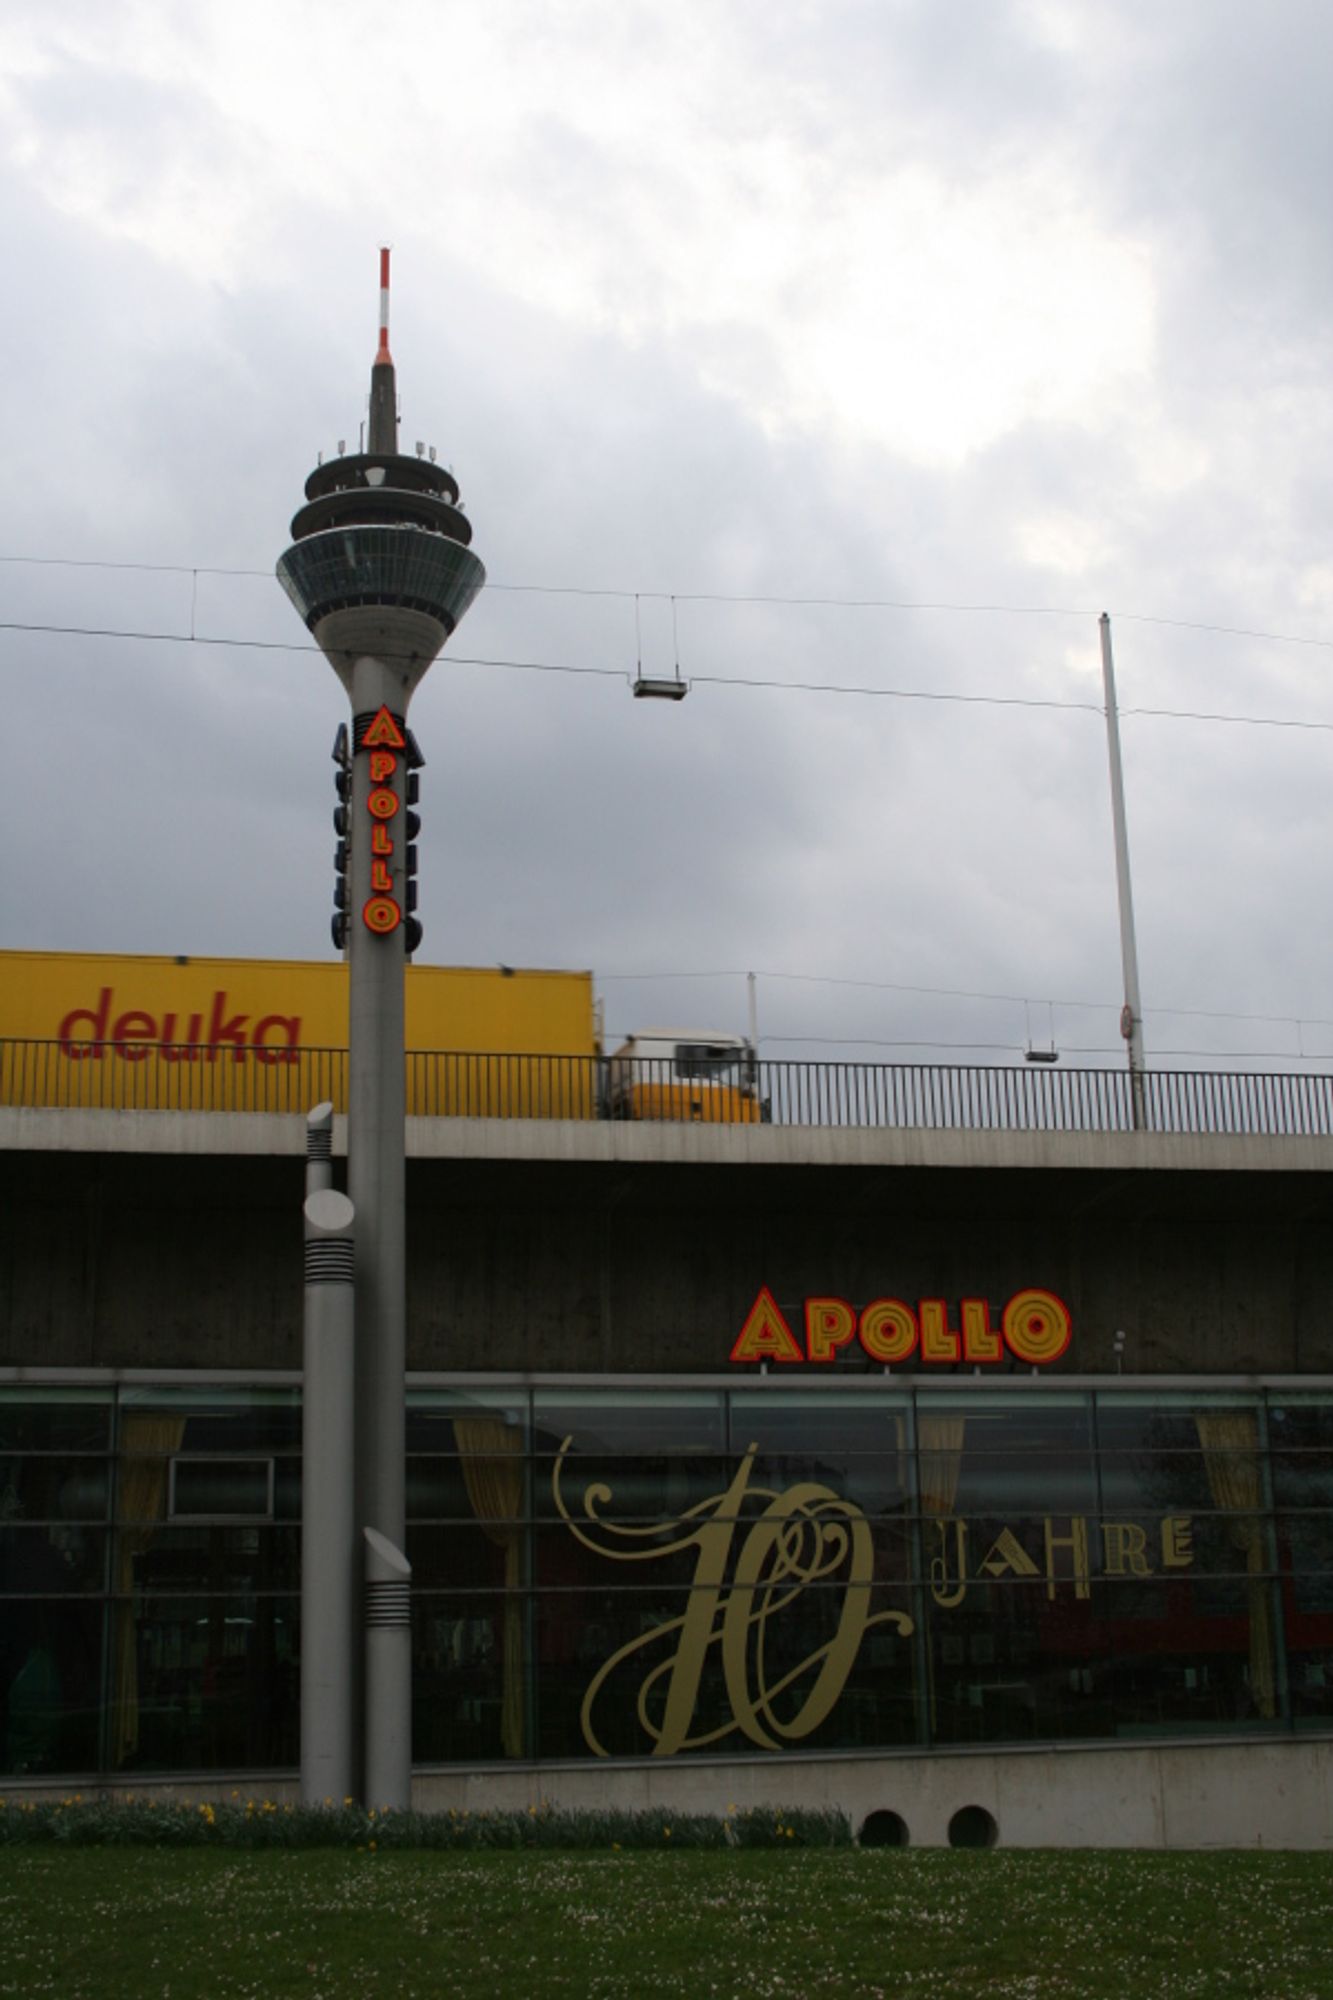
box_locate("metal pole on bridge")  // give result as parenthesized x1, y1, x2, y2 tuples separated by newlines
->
(1099, 614, 1148, 1132)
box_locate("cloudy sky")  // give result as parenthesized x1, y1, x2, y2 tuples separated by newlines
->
(3, 0, 1333, 1070)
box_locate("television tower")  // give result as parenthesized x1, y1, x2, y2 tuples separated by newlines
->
(277, 252, 485, 1806)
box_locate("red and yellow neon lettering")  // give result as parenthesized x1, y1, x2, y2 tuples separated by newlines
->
(804, 1297, 856, 1363)
(858, 1299, 917, 1363)
(362, 895, 402, 935)
(1002, 1289, 1072, 1364)
(729, 1287, 803, 1364)
(360, 705, 406, 750)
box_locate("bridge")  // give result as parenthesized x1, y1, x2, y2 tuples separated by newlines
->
(5, 1040, 1333, 1136)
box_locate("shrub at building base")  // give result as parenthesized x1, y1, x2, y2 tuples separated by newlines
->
(0, 1798, 850, 1852)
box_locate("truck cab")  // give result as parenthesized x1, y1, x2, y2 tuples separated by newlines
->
(605, 1031, 762, 1123)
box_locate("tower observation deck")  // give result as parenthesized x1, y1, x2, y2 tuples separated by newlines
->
(276, 257, 485, 697)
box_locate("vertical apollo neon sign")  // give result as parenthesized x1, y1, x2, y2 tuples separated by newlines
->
(359, 705, 407, 935)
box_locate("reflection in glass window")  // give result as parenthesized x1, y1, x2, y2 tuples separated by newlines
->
(729, 1393, 911, 1516)
(0, 1600, 103, 1775)
(926, 1577, 1111, 1747)
(169, 1459, 274, 1521)
(917, 1394, 1096, 1522)
(533, 1390, 724, 1458)
(1099, 1577, 1276, 1735)
(0, 1526, 107, 1595)
(406, 1388, 528, 1455)
(112, 1593, 298, 1773)
(8, 1377, 1333, 1775)
(414, 1591, 526, 1763)
(118, 1388, 299, 1456)
(0, 1390, 112, 1453)
(0, 1457, 109, 1523)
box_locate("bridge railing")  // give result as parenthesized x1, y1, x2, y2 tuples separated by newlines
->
(3, 1039, 1333, 1138)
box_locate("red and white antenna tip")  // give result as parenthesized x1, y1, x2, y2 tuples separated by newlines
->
(375, 245, 392, 365)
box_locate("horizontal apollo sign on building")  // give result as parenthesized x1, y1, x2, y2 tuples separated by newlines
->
(730, 1285, 1072, 1367)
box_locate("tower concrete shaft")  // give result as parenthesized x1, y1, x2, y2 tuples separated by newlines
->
(277, 254, 485, 1806)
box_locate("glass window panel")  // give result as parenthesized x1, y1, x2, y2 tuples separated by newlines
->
(1095, 1393, 1263, 1442)
(0, 1525, 107, 1595)
(1097, 1391, 1267, 1415)
(728, 1391, 911, 1452)
(119, 1388, 300, 1454)
(1270, 1454, 1333, 1509)
(406, 1523, 511, 1593)
(0, 1390, 111, 1452)
(1096, 1449, 1216, 1516)
(110, 1593, 298, 1772)
(535, 1450, 737, 1524)
(273, 1457, 302, 1524)
(1098, 1576, 1280, 1735)
(1287, 1645, 1333, 1729)
(1268, 1397, 1333, 1505)
(0, 1599, 104, 1776)
(914, 1395, 1096, 1518)
(0, 1456, 109, 1521)
(126, 1526, 300, 1594)
(407, 1454, 496, 1522)
(1276, 1509, 1333, 1681)
(406, 1388, 528, 1455)
(728, 1394, 912, 1513)
(169, 1458, 273, 1521)
(413, 1591, 526, 1763)
(925, 1576, 1112, 1746)
(1267, 1395, 1333, 1436)
(533, 1390, 724, 1458)
(1096, 1396, 1267, 1528)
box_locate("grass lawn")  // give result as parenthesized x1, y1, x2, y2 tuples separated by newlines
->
(3, 1847, 1333, 1998)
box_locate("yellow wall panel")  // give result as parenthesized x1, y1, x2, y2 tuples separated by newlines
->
(0, 952, 598, 1115)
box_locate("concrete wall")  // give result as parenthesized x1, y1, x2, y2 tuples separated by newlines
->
(412, 1737, 1333, 1851)
(3, 1141, 1333, 1374)
(16, 1737, 1333, 1849)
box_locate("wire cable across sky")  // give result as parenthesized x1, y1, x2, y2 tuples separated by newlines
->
(4, 614, 1333, 733)
(5, 550, 1333, 656)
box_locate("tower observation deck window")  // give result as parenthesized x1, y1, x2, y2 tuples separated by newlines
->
(277, 526, 485, 633)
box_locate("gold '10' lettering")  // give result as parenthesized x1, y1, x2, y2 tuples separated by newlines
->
(552, 1439, 913, 1758)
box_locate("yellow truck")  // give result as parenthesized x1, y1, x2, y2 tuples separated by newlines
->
(0, 952, 600, 1117)
(605, 1031, 762, 1124)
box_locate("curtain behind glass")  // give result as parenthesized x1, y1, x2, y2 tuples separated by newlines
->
(918, 1417, 966, 1515)
(1194, 1411, 1276, 1720)
(112, 1415, 186, 1766)
(453, 1418, 524, 1758)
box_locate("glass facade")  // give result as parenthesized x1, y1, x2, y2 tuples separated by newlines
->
(4, 1377, 1332, 1777)
(276, 526, 485, 632)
